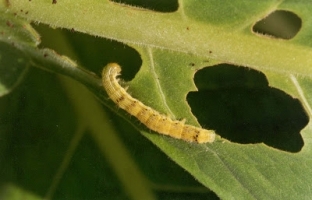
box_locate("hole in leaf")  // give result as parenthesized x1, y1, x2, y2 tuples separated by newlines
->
(188, 64, 308, 153)
(34, 24, 141, 81)
(253, 10, 302, 39)
(110, 0, 178, 12)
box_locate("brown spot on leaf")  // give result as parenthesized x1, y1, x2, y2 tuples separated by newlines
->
(6, 21, 13, 28)
(5, 0, 11, 7)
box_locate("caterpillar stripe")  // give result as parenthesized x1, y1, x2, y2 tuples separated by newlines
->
(102, 63, 215, 143)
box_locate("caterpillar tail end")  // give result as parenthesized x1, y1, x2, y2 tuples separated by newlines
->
(197, 130, 216, 144)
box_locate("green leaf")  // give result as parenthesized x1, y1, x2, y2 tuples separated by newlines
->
(1, 0, 312, 199)
(0, 11, 39, 96)
(0, 184, 42, 200)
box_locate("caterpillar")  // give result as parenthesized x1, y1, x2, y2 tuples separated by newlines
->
(102, 63, 215, 143)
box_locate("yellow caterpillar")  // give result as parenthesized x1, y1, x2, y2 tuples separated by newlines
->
(102, 63, 215, 143)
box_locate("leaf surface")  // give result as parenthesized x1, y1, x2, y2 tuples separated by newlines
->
(1, 0, 312, 199)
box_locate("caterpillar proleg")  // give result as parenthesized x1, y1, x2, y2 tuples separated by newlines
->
(102, 63, 215, 143)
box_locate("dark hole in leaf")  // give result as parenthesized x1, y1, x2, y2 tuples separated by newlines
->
(110, 0, 178, 12)
(35, 24, 141, 81)
(188, 64, 308, 153)
(253, 10, 301, 39)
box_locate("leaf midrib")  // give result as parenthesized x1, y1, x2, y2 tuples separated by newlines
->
(3, 0, 312, 77)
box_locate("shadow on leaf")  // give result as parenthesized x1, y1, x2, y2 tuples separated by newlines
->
(188, 64, 309, 153)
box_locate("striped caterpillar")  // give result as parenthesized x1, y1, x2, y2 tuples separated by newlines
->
(102, 63, 215, 143)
